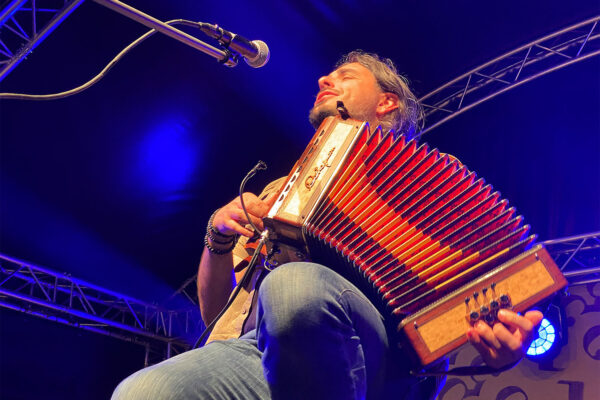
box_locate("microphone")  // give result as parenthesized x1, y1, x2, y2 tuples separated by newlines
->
(198, 23, 270, 68)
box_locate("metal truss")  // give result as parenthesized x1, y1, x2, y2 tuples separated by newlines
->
(0, 253, 203, 366)
(0, 0, 84, 82)
(166, 273, 199, 307)
(419, 16, 600, 136)
(543, 231, 600, 286)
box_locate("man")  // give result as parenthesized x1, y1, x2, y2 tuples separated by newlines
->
(113, 51, 543, 400)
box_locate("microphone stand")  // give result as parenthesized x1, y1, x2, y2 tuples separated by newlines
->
(92, 0, 237, 67)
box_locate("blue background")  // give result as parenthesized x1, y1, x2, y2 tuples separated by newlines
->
(0, 0, 598, 398)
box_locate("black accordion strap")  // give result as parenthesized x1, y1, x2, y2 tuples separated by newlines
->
(412, 360, 520, 377)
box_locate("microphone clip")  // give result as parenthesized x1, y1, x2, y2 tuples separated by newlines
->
(336, 101, 351, 120)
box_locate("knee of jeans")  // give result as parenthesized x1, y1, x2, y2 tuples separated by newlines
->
(112, 372, 144, 400)
(260, 262, 324, 304)
(111, 366, 178, 400)
(258, 262, 338, 332)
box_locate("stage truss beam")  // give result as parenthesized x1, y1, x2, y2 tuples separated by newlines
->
(0, 253, 203, 365)
(543, 231, 600, 286)
(419, 16, 600, 135)
(0, 0, 84, 82)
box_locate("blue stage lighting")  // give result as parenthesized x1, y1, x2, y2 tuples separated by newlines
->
(138, 117, 199, 193)
(527, 318, 556, 356)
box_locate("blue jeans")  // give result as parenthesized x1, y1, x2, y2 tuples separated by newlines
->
(112, 263, 437, 399)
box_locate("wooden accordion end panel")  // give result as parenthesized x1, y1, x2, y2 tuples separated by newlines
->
(398, 245, 566, 366)
(263, 116, 567, 367)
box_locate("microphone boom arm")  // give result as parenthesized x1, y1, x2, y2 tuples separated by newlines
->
(92, 0, 238, 67)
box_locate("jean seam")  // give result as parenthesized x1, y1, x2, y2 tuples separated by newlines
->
(337, 288, 382, 318)
(337, 288, 374, 400)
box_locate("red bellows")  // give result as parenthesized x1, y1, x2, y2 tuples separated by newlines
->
(302, 121, 534, 316)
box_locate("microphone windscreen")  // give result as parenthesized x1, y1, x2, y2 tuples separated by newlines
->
(245, 40, 270, 68)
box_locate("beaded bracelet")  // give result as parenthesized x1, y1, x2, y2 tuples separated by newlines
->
(207, 209, 236, 243)
(204, 233, 236, 255)
(208, 232, 235, 245)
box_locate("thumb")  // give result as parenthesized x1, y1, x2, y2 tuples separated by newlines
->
(520, 310, 543, 344)
(524, 310, 544, 327)
(264, 192, 279, 208)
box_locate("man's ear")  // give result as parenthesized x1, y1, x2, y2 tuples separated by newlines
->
(375, 92, 400, 118)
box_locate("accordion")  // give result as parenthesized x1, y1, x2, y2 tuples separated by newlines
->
(263, 116, 567, 366)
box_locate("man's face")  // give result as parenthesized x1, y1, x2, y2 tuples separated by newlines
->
(309, 62, 383, 129)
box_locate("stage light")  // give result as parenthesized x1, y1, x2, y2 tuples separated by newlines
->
(137, 116, 199, 194)
(527, 318, 556, 356)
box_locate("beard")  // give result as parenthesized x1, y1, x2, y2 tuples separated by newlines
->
(308, 101, 376, 130)
(308, 103, 338, 129)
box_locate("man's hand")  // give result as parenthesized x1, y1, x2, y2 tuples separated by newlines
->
(467, 309, 543, 369)
(212, 192, 278, 238)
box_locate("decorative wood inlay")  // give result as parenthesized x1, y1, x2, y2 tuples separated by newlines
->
(417, 259, 556, 353)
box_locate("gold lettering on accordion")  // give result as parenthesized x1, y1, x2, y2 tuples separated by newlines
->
(305, 146, 336, 189)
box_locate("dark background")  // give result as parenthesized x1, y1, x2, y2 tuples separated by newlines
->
(0, 1, 598, 398)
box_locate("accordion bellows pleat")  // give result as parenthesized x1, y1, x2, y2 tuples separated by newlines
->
(263, 116, 566, 366)
(302, 122, 534, 315)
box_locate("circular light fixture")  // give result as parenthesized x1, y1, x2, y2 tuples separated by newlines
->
(527, 318, 556, 356)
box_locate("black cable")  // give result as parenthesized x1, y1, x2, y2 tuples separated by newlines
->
(193, 234, 266, 349)
(239, 160, 268, 235)
(193, 160, 268, 348)
(0, 19, 200, 100)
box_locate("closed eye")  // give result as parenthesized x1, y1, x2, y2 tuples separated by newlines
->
(340, 72, 357, 80)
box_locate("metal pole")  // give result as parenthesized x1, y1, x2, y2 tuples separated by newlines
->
(0, 287, 174, 341)
(92, 0, 236, 67)
(0, 0, 28, 26)
(144, 344, 150, 367)
(563, 266, 600, 277)
(542, 231, 600, 245)
(0, 0, 84, 82)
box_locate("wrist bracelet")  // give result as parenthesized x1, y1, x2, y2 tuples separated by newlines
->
(207, 209, 236, 241)
(208, 233, 235, 245)
(204, 233, 236, 255)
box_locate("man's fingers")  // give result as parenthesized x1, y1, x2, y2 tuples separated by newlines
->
(468, 309, 544, 370)
(247, 212, 265, 231)
(214, 208, 255, 237)
(238, 192, 274, 217)
(524, 310, 544, 326)
(475, 320, 502, 350)
(497, 309, 542, 338)
(263, 192, 279, 208)
(215, 190, 285, 237)
(492, 322, 523, 352)
(223, 219, 254, 237)
(467, 328, 494, 360)
(230, 209, 264, 232)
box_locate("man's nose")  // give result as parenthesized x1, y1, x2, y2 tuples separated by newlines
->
(318, 74, 335, 90)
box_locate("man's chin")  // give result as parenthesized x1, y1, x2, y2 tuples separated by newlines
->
(308, 106, 337, 129)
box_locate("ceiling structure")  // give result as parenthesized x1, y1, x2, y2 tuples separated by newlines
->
(0, 1, 598, 398)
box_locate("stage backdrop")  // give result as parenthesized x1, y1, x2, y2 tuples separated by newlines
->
(437, 283, 600, 400)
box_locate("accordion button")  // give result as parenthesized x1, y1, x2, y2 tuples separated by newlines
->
(490, 300, 500, 310)
(484, 313, 496, 324)
(500, 294, 510, 305)
(480, 305, 490, 315)
(469, 311, 479, 321)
